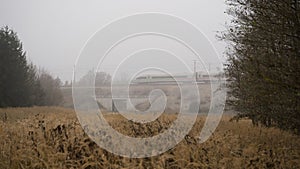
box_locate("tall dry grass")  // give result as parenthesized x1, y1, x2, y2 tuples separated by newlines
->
(0, 107, 299, 168)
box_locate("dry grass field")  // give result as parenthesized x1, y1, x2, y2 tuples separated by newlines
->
(0, 107, 299, 169)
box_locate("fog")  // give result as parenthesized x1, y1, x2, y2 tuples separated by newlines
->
(0, 0, 229, 81)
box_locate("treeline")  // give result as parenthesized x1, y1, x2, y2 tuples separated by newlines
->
(77, 70, 111, 86)
(222, 0, 300, 133)
(0, 26, 63, 107)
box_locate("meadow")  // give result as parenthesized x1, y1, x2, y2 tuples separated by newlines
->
(0, 107, 299, 169)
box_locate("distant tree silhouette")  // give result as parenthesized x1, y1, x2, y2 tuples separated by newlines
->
(77, 70, 111, 86)
(27, 63, 45, 106)
(38, 70, 63, 106)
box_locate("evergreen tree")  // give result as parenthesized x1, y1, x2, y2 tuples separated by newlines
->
(0, 26, 63, 107)
(0, 26, 32, 107)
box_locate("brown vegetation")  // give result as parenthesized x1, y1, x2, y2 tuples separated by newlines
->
(0, 107, 299, 168)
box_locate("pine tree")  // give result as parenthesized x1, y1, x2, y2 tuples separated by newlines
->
(0, 26, 32, 107)
(0, 26, 64, 107)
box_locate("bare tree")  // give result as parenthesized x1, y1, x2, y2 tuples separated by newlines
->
(221, 0, 300, 133)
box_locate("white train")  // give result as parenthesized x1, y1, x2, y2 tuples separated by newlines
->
(131, 73, 216, 84)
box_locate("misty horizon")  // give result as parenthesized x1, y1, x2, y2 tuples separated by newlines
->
(0, 0, 229, 82)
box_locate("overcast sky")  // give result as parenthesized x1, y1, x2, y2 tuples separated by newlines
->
(0, 0, 229, 82)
